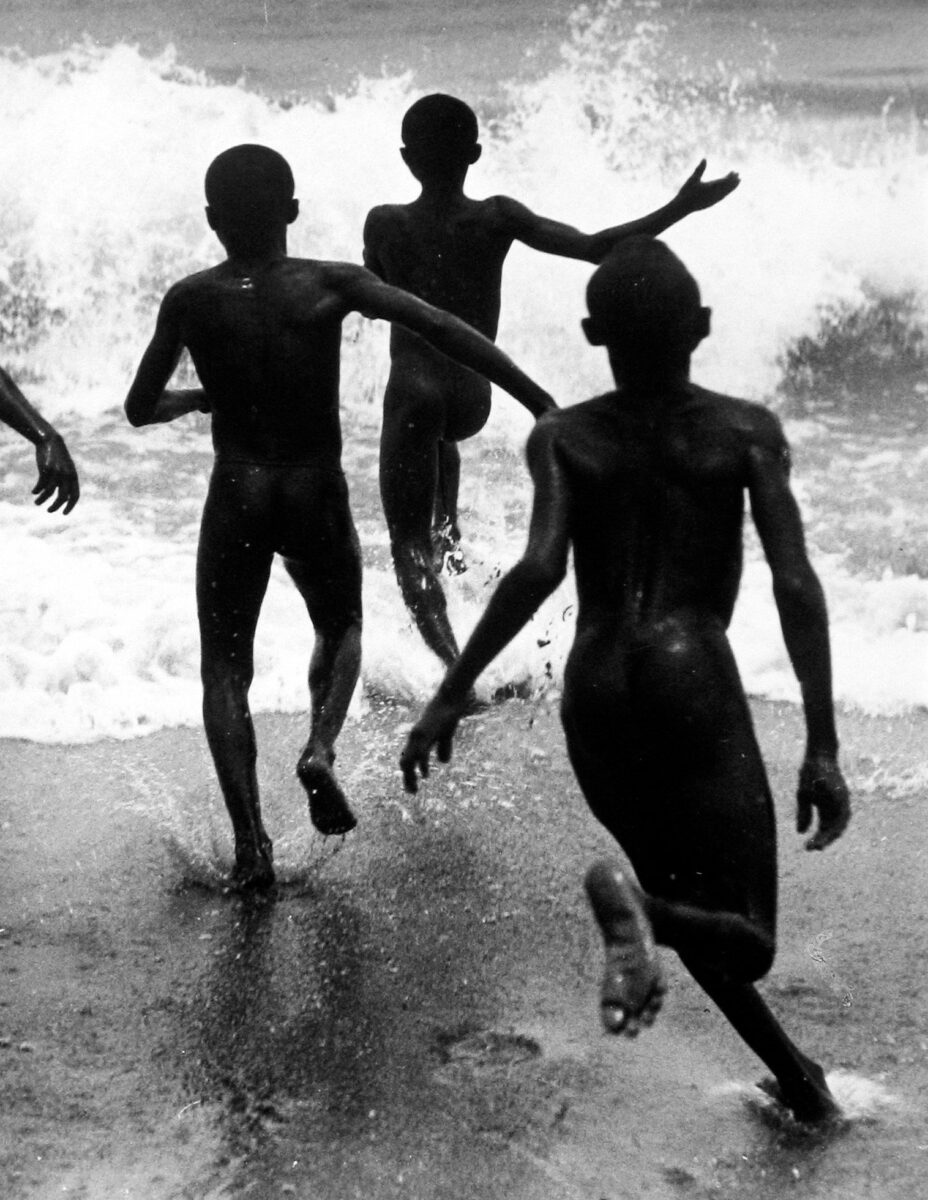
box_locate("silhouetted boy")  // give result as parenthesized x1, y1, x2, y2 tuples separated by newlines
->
(126, 144, 553, 889)
(364, 93, 739, 667)
(401, 237, 851, 1124)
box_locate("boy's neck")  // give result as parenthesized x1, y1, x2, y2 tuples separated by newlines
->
(224, 245, 288, 276)
(609, 354, 693, 399)
(415, 173, 469, 208)
(219, 227, 289, 275)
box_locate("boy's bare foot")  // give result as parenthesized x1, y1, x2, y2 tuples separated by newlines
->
(229, 843, 275, 892)
(297, 755, 357, 836)
(757, 1061, 842, 1125)
(584, 860, 666, 1036)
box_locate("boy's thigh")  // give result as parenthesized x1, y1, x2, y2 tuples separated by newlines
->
(382, 363, 491, 446)
(196, 473, 275, 663)
(278, 470, 362, 632)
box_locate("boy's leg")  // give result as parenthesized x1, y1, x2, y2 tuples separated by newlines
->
(279, 466, 363, 836)
(284, 556, 361, 837)
(197, 470, 275, 888)
(380, 386, 460, 667)
(683, 960, 839, 1122)
(433, 440, 465, 572)
(586, 858, 837, 1121)
(567, 621, 839, 1121)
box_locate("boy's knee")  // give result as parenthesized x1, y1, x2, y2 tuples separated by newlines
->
(739, 927, 776, 982)
(315, 612, 362, 646)
(201, 660, 254, 692)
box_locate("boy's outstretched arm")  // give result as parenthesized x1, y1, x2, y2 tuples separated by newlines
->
(0, 365, 80, 513)
(344, 268, 556, 418)
(748, 420, 851, 852)
(401, 418, 569, 791)
(125, 288, 208, 427)
(504, 160, 740, 263)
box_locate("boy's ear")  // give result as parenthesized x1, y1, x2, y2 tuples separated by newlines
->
(205, 205, 217, 231)
(286, 198, 299, 225)
(694, 305, 711, 344)
(581, 316, 604, 346)
(469, 143, 482, 165)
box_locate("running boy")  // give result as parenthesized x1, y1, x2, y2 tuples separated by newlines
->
(125, 144, 554, 890)
(0, 366, 79, 513)
(400, 238, 851, 1123)
(364, 93, 740, 667)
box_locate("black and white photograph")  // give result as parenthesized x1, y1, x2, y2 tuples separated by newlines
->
(0, 2, 925, 1196)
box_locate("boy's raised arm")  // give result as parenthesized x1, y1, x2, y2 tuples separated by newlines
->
(504, 160, 740, 264)
(125, 289, 208, 427)
(344, 267, 556, 418)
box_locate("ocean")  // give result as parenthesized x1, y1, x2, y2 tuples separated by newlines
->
(0, 0, 925, 742)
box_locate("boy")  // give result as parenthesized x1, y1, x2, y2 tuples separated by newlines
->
(400, 238, 851, 1123)
(364, 93, 739, 667)
(0, 366, 79, 513)
(125, 144, 554, 890)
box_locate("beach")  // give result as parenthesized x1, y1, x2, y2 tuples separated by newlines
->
(1, 699, 926, 1199)
(0, 0, 926, 1195)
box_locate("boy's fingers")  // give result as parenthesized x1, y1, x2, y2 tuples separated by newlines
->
(61, 482, 80, 514)
(400, 752, 423, 793)
(796, 790, 812, 834)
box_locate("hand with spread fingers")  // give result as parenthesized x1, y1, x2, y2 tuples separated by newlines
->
(400, 688, 468, 793)
(674, 158, 741, 213)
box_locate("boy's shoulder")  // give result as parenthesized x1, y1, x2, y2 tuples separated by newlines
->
(364, 195, 517, 232)
(161, 257, 361, 312)
(157, 264, 224, 313)
(532, 388, 787, 453)
(686, 385, 787, 451)
(364, 202, 407, 228)
(526, 395, 616, 457)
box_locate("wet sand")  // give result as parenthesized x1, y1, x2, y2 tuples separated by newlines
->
(1, 698, 925, 1199)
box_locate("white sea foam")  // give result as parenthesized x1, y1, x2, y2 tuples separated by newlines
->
(737, 1070, 900, 1124)
(0, 30, 925, 742)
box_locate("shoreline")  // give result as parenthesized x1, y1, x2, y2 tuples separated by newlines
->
(1, 695, 926, 1198)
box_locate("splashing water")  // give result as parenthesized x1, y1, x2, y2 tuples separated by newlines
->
(0, 6, 925, 743)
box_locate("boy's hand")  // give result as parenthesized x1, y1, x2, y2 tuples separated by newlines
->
(676, 160, 740, 212)
(400, 688, 469, 793)
(796, 753, 851, 851)
(33, 434, 80, 514)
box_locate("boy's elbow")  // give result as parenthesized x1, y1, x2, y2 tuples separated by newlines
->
(124, 397, 149, 427)
(773, 565, 825, 618)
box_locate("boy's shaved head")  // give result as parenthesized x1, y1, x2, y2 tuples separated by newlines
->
(401, 94, 479, 161)
(205, 144, 295, 220)
(585, 237, 704, 354)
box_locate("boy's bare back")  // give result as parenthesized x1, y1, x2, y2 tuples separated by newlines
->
(157, 258, 371, 465)
(365, 195, 528, 339)
(540, 386, 787, 632)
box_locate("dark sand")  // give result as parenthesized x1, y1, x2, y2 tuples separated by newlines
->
(1, 698, 926, 1199)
